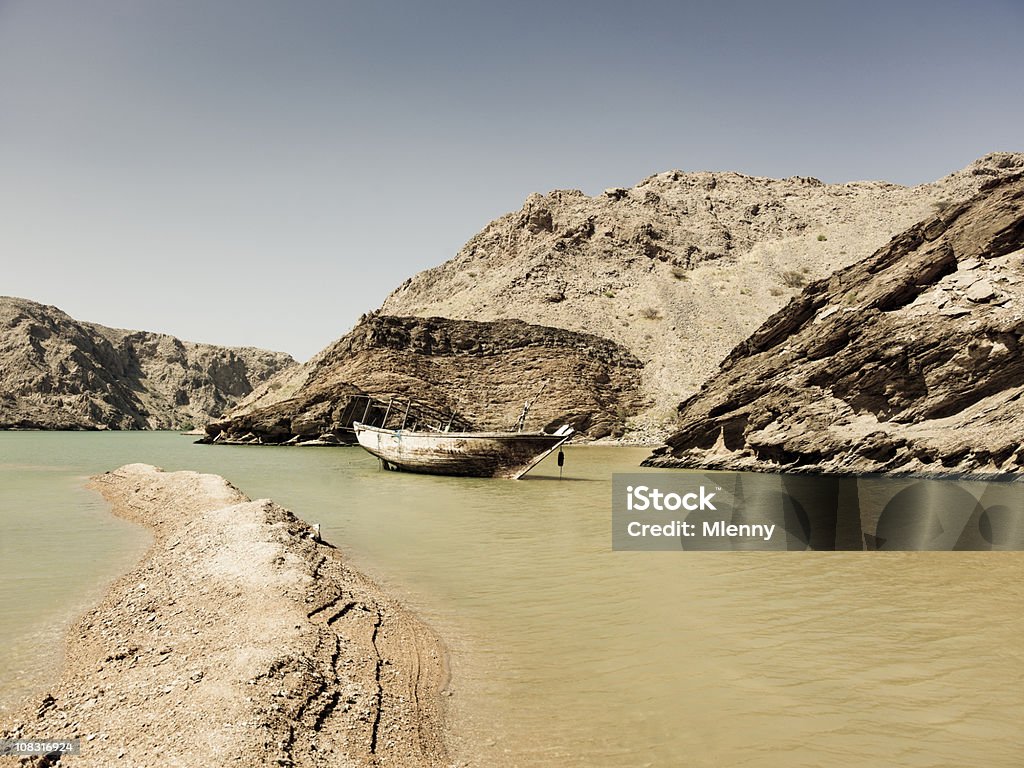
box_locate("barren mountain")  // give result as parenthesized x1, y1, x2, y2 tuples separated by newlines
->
(381, 152, 1024, 434)
(644, 173, 1024, 477)
(0, 297, 295, 430)
(205, 314, 644, 444)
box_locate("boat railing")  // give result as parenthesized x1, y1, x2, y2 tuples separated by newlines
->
(341, 394, 473, 434)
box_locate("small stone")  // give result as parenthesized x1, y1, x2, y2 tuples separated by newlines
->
(966, 279, 996, 303)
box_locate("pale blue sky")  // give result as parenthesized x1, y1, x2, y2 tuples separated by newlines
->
(2, 0, 1021, 359)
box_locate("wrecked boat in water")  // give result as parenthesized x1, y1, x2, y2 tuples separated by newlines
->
(353, 422, 573, 479)
(353, 387, 573, 478)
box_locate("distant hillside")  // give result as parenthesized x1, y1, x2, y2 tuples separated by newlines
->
(0, 297, 296, 430)
(381, 152, 1024, 435)
(205, 314, 644, 444)
(644, 172, 1024, 477)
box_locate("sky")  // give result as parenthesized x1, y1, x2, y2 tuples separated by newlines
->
(2, 0, 1021, 361)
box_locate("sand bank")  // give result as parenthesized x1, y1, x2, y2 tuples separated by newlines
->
(0, 463, 448, 767)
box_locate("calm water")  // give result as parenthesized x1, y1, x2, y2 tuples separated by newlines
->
(1, 432, 1021, 767)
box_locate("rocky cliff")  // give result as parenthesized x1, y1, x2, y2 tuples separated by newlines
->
(381, 153, 1024, 432)
(644, 173, 1024, 477)
(0, 297, 296, 430)
(204, 314, 644, 444)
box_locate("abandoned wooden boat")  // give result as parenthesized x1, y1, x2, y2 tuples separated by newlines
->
(353, 422, 574, 479)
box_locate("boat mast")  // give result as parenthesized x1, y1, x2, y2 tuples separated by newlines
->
(515, 381, 548, 433)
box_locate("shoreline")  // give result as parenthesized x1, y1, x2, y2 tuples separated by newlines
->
(0, 463, 449, 767)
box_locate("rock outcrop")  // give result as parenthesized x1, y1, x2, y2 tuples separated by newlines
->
(644, 173, 1024, 477)
(0, 297, 296, 430)
(381, 153, 1024, 432)
(205, 314, 644, 444)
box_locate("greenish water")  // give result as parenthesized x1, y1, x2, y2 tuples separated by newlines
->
(1, 432, 1022, 767)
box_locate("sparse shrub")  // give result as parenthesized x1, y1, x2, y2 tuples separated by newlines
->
(603, 290, 616, 298)
(781, 270, 807, 288)
(817, 234, 827, 242)
(640, 307, 661, 320)
(770, 287, 784, 296)
(933, 200, 952, 213)
(671, 266, 688, 280)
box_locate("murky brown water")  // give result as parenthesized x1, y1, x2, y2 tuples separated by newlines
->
(1, 433, 1021, 766)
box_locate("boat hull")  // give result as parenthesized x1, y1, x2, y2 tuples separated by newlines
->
(353, 423, 570, 479)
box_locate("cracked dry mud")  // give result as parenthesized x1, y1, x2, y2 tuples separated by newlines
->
(0, 464, 448, 768)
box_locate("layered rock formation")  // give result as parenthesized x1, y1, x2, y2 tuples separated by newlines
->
(644, 173, 1024, 477)
(0, 297, 295, 430)
(205, 314, 644, 444)
(381, 153, 1024, 431)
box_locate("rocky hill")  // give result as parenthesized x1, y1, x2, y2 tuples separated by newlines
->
(643, 173, 1024, 477)
(204, 314, 644, 444)
(381, 153, 1024, 434)
(0, 297, 296, 430)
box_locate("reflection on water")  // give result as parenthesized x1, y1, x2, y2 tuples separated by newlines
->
(772, 473, 1024, 549)
(0, 433, 1021, 767)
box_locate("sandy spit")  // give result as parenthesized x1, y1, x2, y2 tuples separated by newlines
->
(0, 463, 449, 768)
